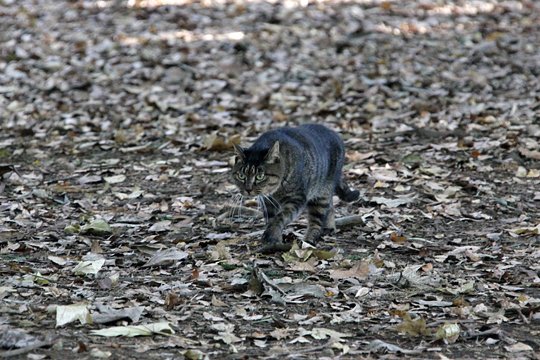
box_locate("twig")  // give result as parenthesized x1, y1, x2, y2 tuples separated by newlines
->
(0, 338, 57, 358)
(253, 265, 287, 296)
(335, 215, 365, 228)
(463, 327, 516, 344)
(408, 237, 435, 244)
(517, 308, 530, 324)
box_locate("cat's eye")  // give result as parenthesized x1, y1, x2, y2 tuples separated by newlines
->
(255, 173, 265, 182)
(236, 173, 246, 181)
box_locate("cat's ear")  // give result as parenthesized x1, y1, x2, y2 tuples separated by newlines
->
(265, 141, 280, 163)
(233, 144, 245, 164)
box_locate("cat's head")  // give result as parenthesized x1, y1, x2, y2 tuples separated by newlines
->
(231, 141, 282, 196)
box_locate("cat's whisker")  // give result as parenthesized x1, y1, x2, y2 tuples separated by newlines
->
(239, 195, 243, 219)
(257, 195, 268, 223)
(269, 195, 282, 210)
(236, 194, 244, 220)
(226, 195, 234, 219)
(263, 194, 281, 211)
(227, 193, 244, 221)
(228, 194, 238, 219)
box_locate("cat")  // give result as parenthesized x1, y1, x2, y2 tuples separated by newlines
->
(231, 124, 359, 253)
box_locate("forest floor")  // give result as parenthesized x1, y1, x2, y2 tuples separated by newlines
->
(1, 0, 539, 358)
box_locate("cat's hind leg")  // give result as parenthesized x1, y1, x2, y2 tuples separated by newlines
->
(304, 195, 332, 245)
(260, 194, 305, 254)
(322, 201, 336, 235)
(335, 178, 360, 202)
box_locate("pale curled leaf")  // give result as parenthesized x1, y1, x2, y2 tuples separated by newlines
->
(280, 283, 327, 299)
(370, 168, 400, 182)
(56, 304, 92, 327)
(103, 174, 126, 184)
(48, 255, 68, 266)
(508, 224, 540, 236)
(203, 132, 241, 151)
(78, 175, 102, 185)
(184, 350, 205, 360)
(396, 314, 430, 337)
(443, 281, 476, 295)
(269, 328, 292, 340)
(89, 348, 112, 358)
(387, 264, 441, 288)
(208, 242, 231, 261)
(72, 258, 105, 275)
(309, 327, 352, 340)
(213, 331, 242, 344)
(518, 147, 540, 160)
(370, 194, 416, 208)
(329, 260, 380, 280)
(148, 220, 172, 232)
(90, 322, 174, 337)
(80, 219, 112, 236)
(210, 322, 242, 344)
(114, 188, 144, 200)
(93, 305, 144, 324)
(143, 248, 189, 267)
(505, 342, 534, 352)
(435, 323, 460, 343)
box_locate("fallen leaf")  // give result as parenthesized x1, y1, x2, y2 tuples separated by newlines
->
(390, 232, 407, 244)
(103, 174, 126, 184)
(434, 323, 460, 343)
(78, 175, 102, 185)
(48, 255, 68, 266)
(269, 328, 292, 340)
(184, 350, 205, 360)
(148, 220, 172, 232)
(329, 260, 375, 280)
(505, 342, 533, 352)
(203, 132, 241, 151)
(508, 224, 540, 236)
(518, 147, 540, 160)
(90, 322, 174, 337)
(371, 195, 416, 208)
(81, 219, 112, 236)
(396, 313, 429, 337)
(309, 327, 352, 340)
(73, 258, 105, 275)
(93, 305, 144, 324)
(56, 304, 92, 327)
(143, 248, 189, 267)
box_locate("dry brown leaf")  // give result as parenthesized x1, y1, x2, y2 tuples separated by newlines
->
(329, 260, 374, 280)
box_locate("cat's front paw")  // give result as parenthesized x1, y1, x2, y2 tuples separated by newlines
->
(262, 227, 281, 244)
(304, 228, 323, 246)
(259, 242, 292, 254)
(260, 228, 288, 254)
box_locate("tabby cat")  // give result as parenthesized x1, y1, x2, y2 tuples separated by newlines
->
(231, 124, 359, 253)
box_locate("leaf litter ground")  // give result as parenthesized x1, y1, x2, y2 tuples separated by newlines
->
(1, 0, 539, 358)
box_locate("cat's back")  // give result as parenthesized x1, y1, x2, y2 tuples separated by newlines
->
(254, 124, 342, 152)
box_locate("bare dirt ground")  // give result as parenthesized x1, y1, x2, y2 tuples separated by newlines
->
(1, 0, 539, 358)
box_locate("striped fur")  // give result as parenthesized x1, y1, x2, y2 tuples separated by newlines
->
(231, 124, 359, 253)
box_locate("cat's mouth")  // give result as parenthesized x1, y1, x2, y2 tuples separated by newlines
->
(241, 189, 274, 197)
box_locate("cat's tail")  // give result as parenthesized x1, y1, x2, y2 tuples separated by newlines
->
(336, 179, 360, 202)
